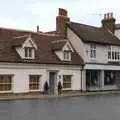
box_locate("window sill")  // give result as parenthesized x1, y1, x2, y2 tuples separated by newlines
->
(0, 91, 12, 93)
(62, 88, 72, 91)
(24, 57, 35, 60)
(29, 90, 40, 92)
(63, 59, 71, 62)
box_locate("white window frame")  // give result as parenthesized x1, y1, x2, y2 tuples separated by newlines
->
(24, 47, 35, 59)
(0, 75, 13, 93)
(29, 75, 41, 92)
(62, 75, 72, 90)
(90, 43, 96, 59)
(108, 46, 120, 61)
(63, 50, 71, 61)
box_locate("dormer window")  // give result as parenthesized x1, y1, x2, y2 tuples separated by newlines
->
(24, 47, 34, 58)
(52, 40, 73, 62)
(12, 35, 37, 60)
(64, 50, 71, 61)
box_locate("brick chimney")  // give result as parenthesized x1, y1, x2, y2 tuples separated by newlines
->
(56, 8, 70, 36)
(102, 13, 116, 34)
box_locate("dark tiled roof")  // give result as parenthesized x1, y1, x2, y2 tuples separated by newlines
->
(45, 31, 56, 34)
(68, 22, 120, 45)
(51, 40, 67, 50)
(0, 27, 84, 65)
(116, 24, 120, 29)
(12, 35, 29, 46)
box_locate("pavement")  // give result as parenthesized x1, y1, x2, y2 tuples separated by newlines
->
(0, 90, 120, 101)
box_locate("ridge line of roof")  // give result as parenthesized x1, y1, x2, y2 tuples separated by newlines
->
(69, 21, 101, 29)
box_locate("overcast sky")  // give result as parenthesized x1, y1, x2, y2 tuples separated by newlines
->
(1, 0, 120, 32)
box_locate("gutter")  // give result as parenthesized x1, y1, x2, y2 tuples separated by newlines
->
(80, 65, 84, 92)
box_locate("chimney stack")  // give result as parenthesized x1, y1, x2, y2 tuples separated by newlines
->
(56, 8, 70, 36)
(102, 13, 116, 34)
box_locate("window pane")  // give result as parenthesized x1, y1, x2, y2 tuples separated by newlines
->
(0, 85, 3, 91)
(63, 83, 71, 88)
(29, 48, 32, 57)
(0, 75, 12, 91)
(25, 47, 28, 57)
(64, 51, 71, 60)
(104, 71, 115, 85)
(112, 51, 114, 59)
(90, 43, 96, 59)
(4, 84, 11, 91)
(29, 75, 40, 90)
(86, 70, 100, 87)
(25, 47, 33, 58)
(108, 51, 111, 59)
(63, 75, 72, 89)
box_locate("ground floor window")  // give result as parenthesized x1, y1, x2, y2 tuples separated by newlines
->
(0, 75, 12, 91)
(104, 71, 116, 85)
(63, 75, 72, 89)
(86, 70, 100, 87)
(29, 75, 40, 90)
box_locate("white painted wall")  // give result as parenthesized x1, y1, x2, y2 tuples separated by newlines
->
(115, 29, 120, 40)
(55, 51, 63, 60)
(63, 41, 74, 52)
(0, 63, 82, 93)
(16, 47, 25, 59)
(67, 27, 86, 61)
(58, 69, 81, 90)
(85, 43, 108, 63)
(85, 63, 120, 70)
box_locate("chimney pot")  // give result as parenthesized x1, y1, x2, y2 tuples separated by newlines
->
(104, 14, 107, 20)
(37, 25, 39, 32)
(102, 12, 116, 33)
(59, 8, 68, 16)
(110, 13, 113, 18)
(107, 13, 109, 19)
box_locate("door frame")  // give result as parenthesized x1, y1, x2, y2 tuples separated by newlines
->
(48, 70, 58, 95)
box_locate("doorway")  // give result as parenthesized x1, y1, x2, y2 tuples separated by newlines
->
(49, 72, 57, 94)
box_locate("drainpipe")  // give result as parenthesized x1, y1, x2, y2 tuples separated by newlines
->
(81, 65, 84, 92)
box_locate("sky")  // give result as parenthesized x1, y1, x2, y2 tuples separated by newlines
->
(1, 0, 120, 32)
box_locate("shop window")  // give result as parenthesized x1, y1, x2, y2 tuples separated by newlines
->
(104, 71, 116, 85)
(86, 70, 100, 87)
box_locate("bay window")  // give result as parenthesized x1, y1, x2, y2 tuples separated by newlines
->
(108, 46, 120, 61)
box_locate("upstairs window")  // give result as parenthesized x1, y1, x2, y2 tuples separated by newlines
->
(107, 46, 120, 61)
(63, 50, 71, 61)
(90, 43, 96, 59)
(24, 47, 34, 59)
(108, 51, 120, 61)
